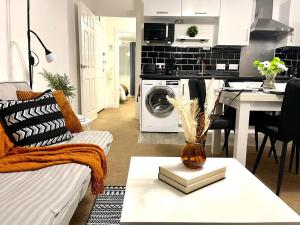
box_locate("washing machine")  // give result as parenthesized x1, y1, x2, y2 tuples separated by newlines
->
(141, 79, 179, 132)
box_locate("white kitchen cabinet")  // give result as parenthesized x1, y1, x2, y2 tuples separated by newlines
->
(277, 0, 300, 47)
(215, 0, 254, 46)
(182, 0, 220, 17)
(144, 0, 182, 17)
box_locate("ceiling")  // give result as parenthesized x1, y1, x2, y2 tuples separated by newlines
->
(84, 0, 136, 17)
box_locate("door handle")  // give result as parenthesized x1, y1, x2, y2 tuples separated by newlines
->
(80, 64, 89, 69)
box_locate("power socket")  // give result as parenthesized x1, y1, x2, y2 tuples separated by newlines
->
(216, 64, 226, 70)
(156, 63, 165, 70)
(229, 64, 239, 70)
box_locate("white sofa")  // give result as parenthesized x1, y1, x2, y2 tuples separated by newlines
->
(0, 82, 113, 225)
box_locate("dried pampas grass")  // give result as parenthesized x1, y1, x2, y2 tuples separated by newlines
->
(167, 78, 219, 144)
(167, 96, 200, 143)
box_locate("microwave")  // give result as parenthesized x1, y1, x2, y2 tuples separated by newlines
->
(144, 23, 175, 43)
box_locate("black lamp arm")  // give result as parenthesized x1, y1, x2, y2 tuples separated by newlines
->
(28, 30, 51, 53)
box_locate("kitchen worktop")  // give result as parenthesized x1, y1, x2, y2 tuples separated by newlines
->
(140, 72, 292, 81)
(141, 70, 239, 80)
(140, 74, 236, 80)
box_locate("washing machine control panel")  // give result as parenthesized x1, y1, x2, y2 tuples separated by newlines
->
(151, 80, 179, 86)
(166, 81, 179, 86)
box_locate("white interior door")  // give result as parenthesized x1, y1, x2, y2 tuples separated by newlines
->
(95, 19, 106, 112)
(78, 2, 98, 120)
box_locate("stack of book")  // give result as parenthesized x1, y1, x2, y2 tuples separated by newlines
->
(158, 161, 226, 194)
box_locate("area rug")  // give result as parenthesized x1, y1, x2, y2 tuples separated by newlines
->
(86, 186, 125, 225)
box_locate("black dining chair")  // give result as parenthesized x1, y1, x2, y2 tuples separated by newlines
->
(289, 141, 300, 174)
(252, 78, 300, 195)
(188, 79, 235, 157)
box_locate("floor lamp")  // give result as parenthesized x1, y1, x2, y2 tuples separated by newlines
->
(27, 0, 55, 88)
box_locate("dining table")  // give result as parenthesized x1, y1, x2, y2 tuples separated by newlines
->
(211, 90, 284, 166)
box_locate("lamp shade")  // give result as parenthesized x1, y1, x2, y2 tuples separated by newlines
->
(46, 51, 56, 63)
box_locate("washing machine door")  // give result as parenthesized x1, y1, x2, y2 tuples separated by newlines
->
(145, 86, 175, 118)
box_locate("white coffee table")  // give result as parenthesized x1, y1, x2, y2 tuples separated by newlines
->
(120, 157, 300, 225)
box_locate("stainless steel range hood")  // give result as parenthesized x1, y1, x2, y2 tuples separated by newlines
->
(250, 0, 293, 38)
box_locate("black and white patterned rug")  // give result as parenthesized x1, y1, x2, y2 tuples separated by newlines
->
(86, 186, 125, 225)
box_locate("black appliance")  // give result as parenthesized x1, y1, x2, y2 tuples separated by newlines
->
(144, 23, 175, 43)
(165, 56, 175, 75)
(142, 64, 156, 74)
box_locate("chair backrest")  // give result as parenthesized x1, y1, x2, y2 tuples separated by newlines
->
(188, 79, 206, 112)
(279, 78, 300, 142)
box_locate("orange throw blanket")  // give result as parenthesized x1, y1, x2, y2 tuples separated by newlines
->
(0, 126, 107, 195)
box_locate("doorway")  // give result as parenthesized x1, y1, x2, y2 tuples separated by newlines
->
(118, 33, 136, 101)
(78, 10, 136, 118)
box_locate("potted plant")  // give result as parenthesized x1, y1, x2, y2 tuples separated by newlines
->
(253, 57, 288, 89)
(39, 69, 75, 100)
(187, 25, 198, 37)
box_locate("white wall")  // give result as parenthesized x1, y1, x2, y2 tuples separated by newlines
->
(135, 0, 143, 119)
(1, 0, 138, 112)
(0, 0, 9, 82)
(1, 0, 81, 112)
(119, 44, 131, 89)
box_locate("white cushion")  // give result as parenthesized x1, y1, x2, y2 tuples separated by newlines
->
(0, 82, 31, 100)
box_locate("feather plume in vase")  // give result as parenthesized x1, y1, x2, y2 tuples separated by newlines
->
(167, 79, 218, 144)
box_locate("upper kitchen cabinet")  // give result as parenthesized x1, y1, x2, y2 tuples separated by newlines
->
(277, 0, 300, 47)
(182, 0, 220, 17)
(214, 0, 254, 46)
(144, 0, 182, 17)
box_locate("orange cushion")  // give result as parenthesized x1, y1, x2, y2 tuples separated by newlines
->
(16, 90, 83, 134)
(0, 123, 15, 158)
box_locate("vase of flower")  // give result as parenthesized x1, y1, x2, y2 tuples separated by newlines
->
(263, 74, 276, 89)
(253, 57, 288, 90)
(181, 141, 206, 169)
(167, 79, 218, 169)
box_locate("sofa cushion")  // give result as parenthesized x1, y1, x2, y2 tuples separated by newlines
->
(16, 90, 83, 133)
(0, 90, 73, 147)
(0, 82, 31, 100)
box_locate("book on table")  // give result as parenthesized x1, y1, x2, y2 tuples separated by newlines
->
(158, 160, 226, 193)
(158, 171, 225, 194)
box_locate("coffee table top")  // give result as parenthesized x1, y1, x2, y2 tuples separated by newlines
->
(120, 157, 300, 224)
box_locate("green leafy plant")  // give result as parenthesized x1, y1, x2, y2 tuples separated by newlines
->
(39, 69, 75, 98)
(253, 57, 288, 76)
(187, 25, 198, 37)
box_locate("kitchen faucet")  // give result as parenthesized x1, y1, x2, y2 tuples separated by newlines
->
(197, 57, 205, 76)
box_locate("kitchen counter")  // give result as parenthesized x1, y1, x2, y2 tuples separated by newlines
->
(140, 74, 235, 80)
(140, 73, 292, 82)
(141, 70, 239, 80)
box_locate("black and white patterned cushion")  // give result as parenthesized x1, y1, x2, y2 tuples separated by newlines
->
(0, 90, 73, 147)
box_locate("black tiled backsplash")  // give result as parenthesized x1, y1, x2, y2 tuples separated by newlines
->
(275, 47, 300, 75)
(141, 46, 241, 72)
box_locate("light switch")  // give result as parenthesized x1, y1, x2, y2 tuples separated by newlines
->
(216, 64, 226, 70)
